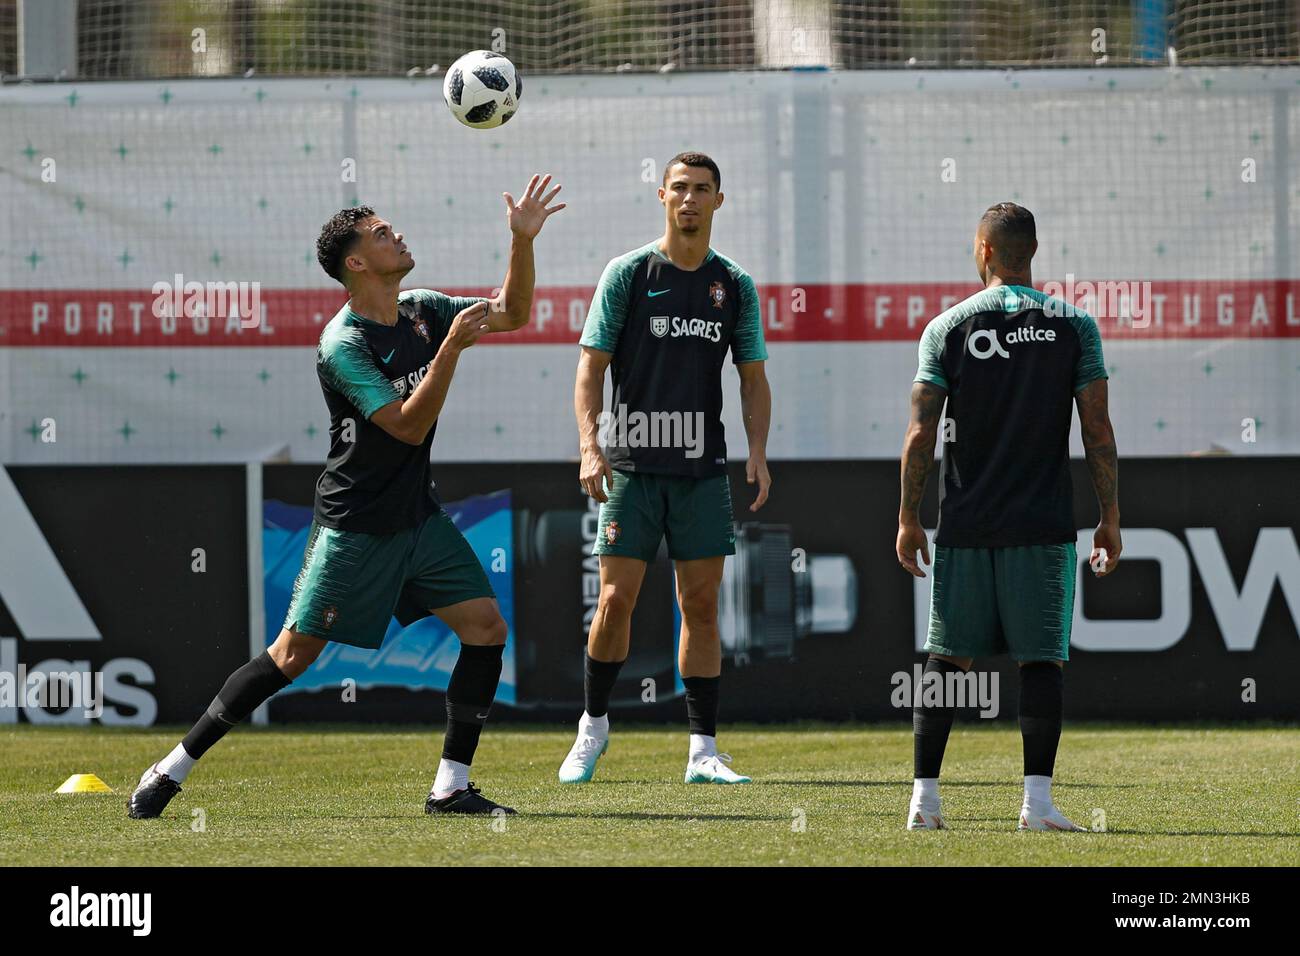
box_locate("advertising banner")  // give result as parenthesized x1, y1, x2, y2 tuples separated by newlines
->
(1, 459, 1293, 725)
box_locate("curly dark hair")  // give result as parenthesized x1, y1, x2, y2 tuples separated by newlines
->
(663, 151, 720, 191)
(316, 205, 375, 285)
(979, 202, 1036, 269)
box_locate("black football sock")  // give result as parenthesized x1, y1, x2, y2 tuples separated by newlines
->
(1019, 662, 1064, 779)
(913, 658, 967, 779)
(583, 652, 625, 719)
(683, 675, 721, 738)
(441, 643, 505, 765)
(181, 651, 291, 759)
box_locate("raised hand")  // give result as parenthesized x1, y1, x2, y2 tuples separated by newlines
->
(503, 173, 566, 239)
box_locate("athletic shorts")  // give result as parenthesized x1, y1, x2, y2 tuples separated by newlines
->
(283, 509, 495, 649)
(592, 470, 736, 562)
(923, 542, 1077, 663)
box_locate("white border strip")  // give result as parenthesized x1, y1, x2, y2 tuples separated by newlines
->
(2, 66, 1297, 108)
(246, 461, 269, 726)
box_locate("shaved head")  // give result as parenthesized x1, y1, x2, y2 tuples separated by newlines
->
(978, 202, 1037, 271)
(974, 202, 1037, 285)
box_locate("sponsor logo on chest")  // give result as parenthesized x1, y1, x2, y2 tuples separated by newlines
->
(649, 314, 723, 343)
(390, 359, 432, 397)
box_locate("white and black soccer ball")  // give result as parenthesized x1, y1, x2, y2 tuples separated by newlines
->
(443, 50, 521, 129)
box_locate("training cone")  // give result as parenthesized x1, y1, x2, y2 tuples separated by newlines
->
(56, 773, 114, 794)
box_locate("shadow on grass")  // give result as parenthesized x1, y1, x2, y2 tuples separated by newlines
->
(235, 810, 789, 823)
(520, 811, 791, 822)
(1107, 829, 1300, 839)
(751, 780, 1138, 789)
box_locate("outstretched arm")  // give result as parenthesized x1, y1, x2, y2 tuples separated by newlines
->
(487, 174, 566, 332)
(897, 381, 946, 577)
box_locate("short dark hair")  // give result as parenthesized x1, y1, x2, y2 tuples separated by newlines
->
(979, 202, 1036, 269)
(317, 205, 375, 285)
(663, 151, 721, 191)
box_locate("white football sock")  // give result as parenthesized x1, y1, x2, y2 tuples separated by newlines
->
(579, 711, 609, 738)
(689, 733, 717, 761)
(1024, 774, 1052, 805)
(912, 777, 939, 803)
(155, 743, 196, 783)
(433, 758, 471, 799)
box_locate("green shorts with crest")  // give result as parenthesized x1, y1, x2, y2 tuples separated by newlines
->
(592, 470, 736, 562)
(283, 509, 495, 649)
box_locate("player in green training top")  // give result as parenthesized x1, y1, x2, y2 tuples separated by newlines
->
(557, 152, 772, 786)
(897, 202, 1121, 832)
(128, 175, 565, 820)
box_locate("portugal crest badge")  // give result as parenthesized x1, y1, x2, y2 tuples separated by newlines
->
(414, 318, 432, 343)
(605, 520, 621, 545)
(709, 281, 726, 309)
(322, 606, 339, 629)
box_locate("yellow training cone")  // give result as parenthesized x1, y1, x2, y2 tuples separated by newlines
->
(56, 774, 114, 794)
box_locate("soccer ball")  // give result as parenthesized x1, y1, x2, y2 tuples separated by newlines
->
(443, 50, 521, 129)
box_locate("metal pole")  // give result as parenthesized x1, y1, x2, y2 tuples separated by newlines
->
(17, 0, 78, 78)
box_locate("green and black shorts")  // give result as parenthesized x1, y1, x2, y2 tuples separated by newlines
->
(283, 509, 495, 649)
(923, 542, 1077, 663)
(592, 469, 736, 562)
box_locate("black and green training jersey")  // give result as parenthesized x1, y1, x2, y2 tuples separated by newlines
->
(314, 288, 484, 534)
(914, 284, 1107, 548)
(579, 241, 768, 478)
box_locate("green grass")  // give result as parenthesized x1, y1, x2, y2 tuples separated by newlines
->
(1, 724, 1296, 866)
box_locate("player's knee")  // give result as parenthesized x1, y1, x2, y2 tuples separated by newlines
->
(930, 653, 973, 672)
(271, 629, 325, 678)
(597, 583, 638, 622)
(460, 611, 507, 647)
(676, 584, 719, 626)
(481, 614, 508, 646)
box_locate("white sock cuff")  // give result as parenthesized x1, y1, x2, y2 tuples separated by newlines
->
(689, 733, 717, 759)
(156, 742, 196, 783)
(433, 758, 471, 798)
(579, 711, 610, 737)
(1024, 774, 1053, 804)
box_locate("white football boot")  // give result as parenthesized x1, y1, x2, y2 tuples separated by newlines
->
(684, 752, 751, 784)
(1018, 800, 1088, 831)
(906, 797, 946, 830)
(557, 731, 608, 784)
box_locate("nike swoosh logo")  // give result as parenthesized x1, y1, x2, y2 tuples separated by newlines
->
(647, 289, 671, 297)
(476, 712, 490, 720)
(380, 348, 396, 363)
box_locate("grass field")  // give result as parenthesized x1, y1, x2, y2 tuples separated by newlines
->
(1, 724, 1296, 866)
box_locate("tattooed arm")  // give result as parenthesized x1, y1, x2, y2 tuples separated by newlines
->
(897, 381, 947, 577)
(1076, 377, 1122, 575)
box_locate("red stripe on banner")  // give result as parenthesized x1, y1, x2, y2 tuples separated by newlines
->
(1, 281, 1297, 346)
